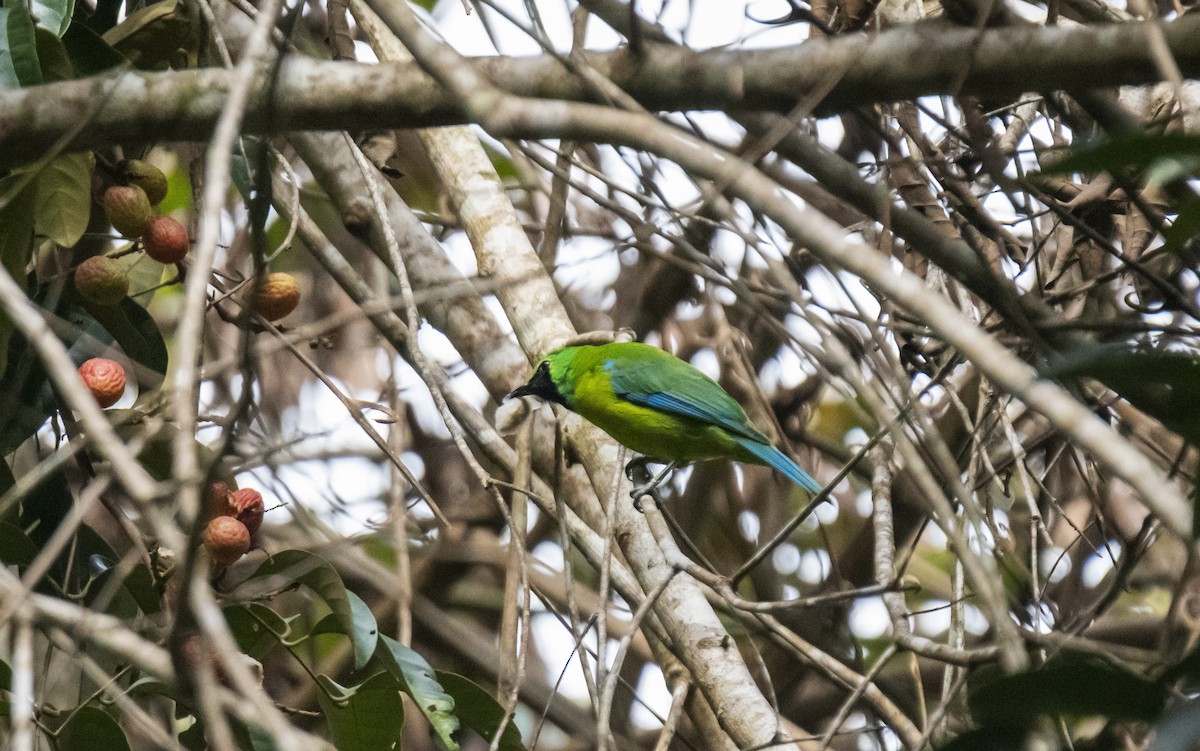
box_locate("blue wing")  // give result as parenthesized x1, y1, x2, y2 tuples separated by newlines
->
(604, 353, 768, 444)
(603, 348, 822, 493)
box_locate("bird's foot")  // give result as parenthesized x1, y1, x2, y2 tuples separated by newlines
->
(624, 456, 653, 484)
(626, 459, 677, 512)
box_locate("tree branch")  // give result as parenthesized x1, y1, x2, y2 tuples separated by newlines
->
(3, 16, 1199, 168)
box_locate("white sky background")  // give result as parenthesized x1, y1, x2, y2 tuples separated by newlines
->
(225, 0, 1110, 738)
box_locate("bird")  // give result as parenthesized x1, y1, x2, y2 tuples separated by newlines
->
(507, 341, 822, 497)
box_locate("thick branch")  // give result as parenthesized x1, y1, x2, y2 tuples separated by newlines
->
(3, 16, 1200, 167)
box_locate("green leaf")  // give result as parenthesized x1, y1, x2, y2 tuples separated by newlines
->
(230, 719, 281, 751)
(0, 659, 10, 691)
(85, 563, 141, 618)
(317, 672, 404, 751)
(31, 0, 73, 37)
(0, 10, 19, 89)
(226, 550, 370, 667)
(33, 26, 70, 80)
(33, 152, 91, 247)
(968, 653, 1166, 724)
(937, 726, 1026, 751)
(437, 672, 526, 751)
(1193, 466, 1200, 540)
(86, 297, 168, 392)
(0, 330, 55, 451)
(157, 163, 192, 215)
(1163, 197, 1200, 255)
(100, 0, 190, 70)
(6, 0, 42, 87)
(224, 603, 300, 659)
(1040, 132, 1200, 176)
(1045, 344, 1200, 446)
(123, 563, 161, 614)
(17, 459, 69, 538)
(310, 590, 378, 670)
(1151, 696, 1200, 751)
(0, 457, 14, 496)
(0, 521, 38, 565)
(127, 677, 188, 706)
(0, 173, 37, 380)
(108, 409, 221, 481)
(56, 706, 131, 751)
(60, 21, 126, 75)
(376, 635, 459, 750)
(178, 720, 206, 751)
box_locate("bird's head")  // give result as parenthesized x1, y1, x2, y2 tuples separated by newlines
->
(507, 349, 573, 406)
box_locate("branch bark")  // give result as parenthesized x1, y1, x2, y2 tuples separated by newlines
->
(3, 16, 1200, 168)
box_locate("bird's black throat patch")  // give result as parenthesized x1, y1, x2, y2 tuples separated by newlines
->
(508, 360, 566, 406)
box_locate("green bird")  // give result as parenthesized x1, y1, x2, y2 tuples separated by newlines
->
(507, 341, 822, 494)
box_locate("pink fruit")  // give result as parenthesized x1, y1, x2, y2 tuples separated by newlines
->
(142, 216, 189, 264)
(78, 358, 126, 408)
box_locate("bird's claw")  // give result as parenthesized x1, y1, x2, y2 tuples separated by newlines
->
(624, 458, 676, 513)
(630, 483, 663, 513)
(624, 456, 651, 484)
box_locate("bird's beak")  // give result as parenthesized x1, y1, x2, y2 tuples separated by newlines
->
(506, 383, 534, 400)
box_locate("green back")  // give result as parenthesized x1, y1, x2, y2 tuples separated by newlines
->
(546, 342, 769, 443)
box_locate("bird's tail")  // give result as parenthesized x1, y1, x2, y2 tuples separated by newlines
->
(734, 438, 823, 494)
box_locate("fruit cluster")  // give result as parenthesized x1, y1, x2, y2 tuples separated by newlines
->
(203, 481, 268, 568)
(77, 160, 191, 308)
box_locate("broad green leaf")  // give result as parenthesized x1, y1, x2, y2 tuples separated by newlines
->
(17, 460, 70, 548)
(33, 152, 91, 247)
(33, 26, 70, 80)
(0, 333, 55, 450)
(376, 634, 459, 750)
(101, 0, 190, 70)
(123, 563, 161, 614)
(437, 672, 526, 751)
(61, 21, 126, 75)
(157, 163, 192, 215)
(6, 0, 42, 86)
(1040, 133, 1200, 176)
(224, 603, 301, 658)
(317, 672, 404, 751)
(85, 564, 141, 618)
(0, 173, 36, 379)
(56, 706, 131, 751)
(0, 10, 18, 89)
(31, 0, 73, 37)
(178, 720, 206, 751)
(936, 726, 1026, 751)
(1045, 344, 1200, 446)
(125, 248, 171, 302)
(225, 551, 369, 666)
(127, 677, 188, 706)
(86, 297, 168, 392)
(310, 590, 378, 670)
(107, 409, 222, 481)
(0, 457, 13, 496)
(0, 521, 38, 565)
(230, 145, 256, 202)
(1151, 696, 1200, 751)
(231, 719, 281, 751)
(1164, 197, 1200, 255)
(968, 653, 1166, 724)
